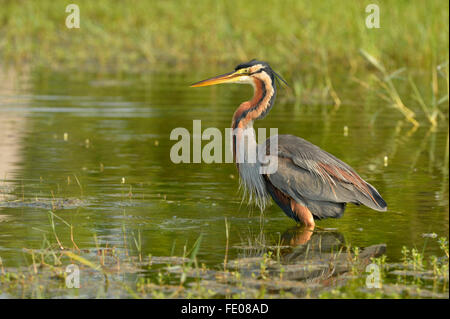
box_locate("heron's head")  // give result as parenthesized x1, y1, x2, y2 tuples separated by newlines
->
(190, 59, 287, 88)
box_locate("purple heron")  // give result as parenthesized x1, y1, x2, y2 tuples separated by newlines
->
(191, 60, 387, 229)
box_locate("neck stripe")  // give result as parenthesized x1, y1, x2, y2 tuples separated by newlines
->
(232, 73, 275, 129)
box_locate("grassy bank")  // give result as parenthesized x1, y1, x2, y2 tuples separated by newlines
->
(0, 0, 447, 75)
(1, 1, 448, 127)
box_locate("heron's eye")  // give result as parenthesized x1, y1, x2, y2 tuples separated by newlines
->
(236, 68, 250, 75)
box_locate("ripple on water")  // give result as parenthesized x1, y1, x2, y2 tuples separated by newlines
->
(158, 216, 210, 231)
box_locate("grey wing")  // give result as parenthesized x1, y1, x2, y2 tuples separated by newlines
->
(264, 135, 387, 219)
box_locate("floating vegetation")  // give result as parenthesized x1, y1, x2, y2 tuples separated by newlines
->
(0, 224, 447, 298)
(0, 198, 84, 210)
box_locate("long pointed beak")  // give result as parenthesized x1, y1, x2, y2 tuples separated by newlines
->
(190, 71, 243, 87)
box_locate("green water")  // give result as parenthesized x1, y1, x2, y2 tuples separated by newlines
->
(0, 70, 448, 270)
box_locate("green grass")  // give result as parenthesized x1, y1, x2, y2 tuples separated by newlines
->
(0, 0, 448, 127)
(0, 0, 447, 75)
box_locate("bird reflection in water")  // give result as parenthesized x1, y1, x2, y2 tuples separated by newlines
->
(280, 226, 346, 263)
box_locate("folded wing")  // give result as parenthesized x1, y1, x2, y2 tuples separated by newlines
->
(264, 135, 387, 219)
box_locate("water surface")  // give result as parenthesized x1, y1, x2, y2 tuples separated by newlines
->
(0, 70, 448, 270)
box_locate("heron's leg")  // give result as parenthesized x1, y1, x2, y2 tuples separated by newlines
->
(290, 200, 315, 227)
